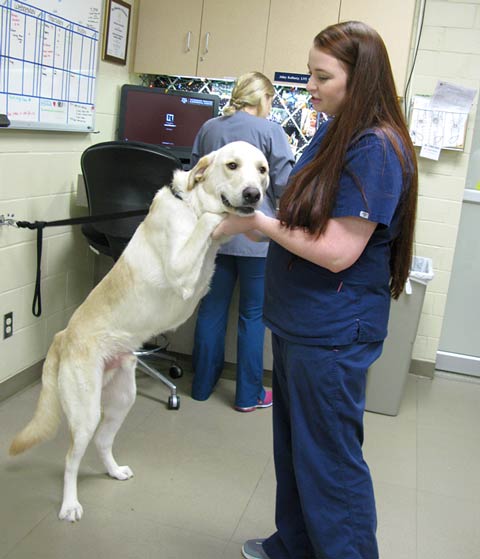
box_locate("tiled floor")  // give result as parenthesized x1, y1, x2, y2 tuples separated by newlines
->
(1, 364, 479, 559)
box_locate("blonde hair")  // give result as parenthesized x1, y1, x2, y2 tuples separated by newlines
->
(223, 71, 275, 116)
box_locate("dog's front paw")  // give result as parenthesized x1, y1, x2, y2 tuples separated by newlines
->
(59, 500, 83, 522)
(216, 234, 233, 244)
(108, 465, 134, 480)
(171, 283, 194, 301)
(180, 286, 194, 300)
(202, 212, 225, 232)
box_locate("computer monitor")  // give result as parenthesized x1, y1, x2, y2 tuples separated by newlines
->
(117, 85, 220, 166)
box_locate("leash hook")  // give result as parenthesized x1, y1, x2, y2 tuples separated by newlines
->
(0, 213, 18, 227)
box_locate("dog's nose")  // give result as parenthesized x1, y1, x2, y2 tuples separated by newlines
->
(242, 187, 261, 204)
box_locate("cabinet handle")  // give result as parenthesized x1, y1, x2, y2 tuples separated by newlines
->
(186, 31, 192, 52)
(204, 32, 210, 54)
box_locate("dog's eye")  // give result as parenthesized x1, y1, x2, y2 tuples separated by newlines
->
(226, 161, 238, 170)
(259, 166, 267, 174)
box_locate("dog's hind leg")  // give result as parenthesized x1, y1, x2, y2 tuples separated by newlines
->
(58, 359, 103, 522)
(94, 354, 137, 481)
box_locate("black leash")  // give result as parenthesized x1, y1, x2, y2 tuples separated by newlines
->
(15, 209, 148, 317)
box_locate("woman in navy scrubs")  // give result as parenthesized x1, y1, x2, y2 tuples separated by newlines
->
(213, 21, 418, 559)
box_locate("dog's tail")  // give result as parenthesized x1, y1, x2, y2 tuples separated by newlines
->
(9, 336, 63, 456)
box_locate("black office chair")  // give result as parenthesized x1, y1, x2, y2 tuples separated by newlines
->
(80, 140, 184, 409)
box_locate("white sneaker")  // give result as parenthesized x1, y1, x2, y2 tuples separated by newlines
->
(241, 539, 270, 559)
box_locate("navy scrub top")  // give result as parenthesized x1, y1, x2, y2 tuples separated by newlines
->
(264, 119, 408, 346)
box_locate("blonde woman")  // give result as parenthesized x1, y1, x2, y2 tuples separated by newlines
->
(191, 72, 294, 411)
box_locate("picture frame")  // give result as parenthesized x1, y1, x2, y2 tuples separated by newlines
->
(103, 0, 131, 65)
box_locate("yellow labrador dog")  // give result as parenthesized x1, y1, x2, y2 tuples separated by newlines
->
(9, 140, 269, 522)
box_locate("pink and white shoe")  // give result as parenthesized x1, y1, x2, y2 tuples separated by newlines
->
(235, 390, 273, 413)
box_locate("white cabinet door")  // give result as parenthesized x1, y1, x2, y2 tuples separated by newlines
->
(134, 0, 203, 76)
(196, 0, 270, 79)
(263, 0, 341, 82)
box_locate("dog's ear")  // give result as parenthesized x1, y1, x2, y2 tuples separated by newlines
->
(187, 152, 215, 191)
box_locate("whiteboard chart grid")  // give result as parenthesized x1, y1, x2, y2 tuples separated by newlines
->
(0, 0, 102, 131)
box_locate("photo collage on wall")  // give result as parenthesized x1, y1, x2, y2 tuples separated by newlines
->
(139, 74, 326, 160)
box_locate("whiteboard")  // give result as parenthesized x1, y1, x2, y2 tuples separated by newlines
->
(0, 0, 103, 132)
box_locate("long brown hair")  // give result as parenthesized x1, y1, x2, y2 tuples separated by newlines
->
(278, 21, 418, 298)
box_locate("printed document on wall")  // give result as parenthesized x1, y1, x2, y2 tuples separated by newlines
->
(409, 81, 477, 160)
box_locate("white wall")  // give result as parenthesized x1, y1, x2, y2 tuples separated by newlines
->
(410, 0, 480, 363)
(0, 0, 139, 385)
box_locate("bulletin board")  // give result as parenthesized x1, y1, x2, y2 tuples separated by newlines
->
(0, 0, 103, 132)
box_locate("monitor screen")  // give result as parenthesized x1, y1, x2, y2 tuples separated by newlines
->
(117, 85, 220, 164)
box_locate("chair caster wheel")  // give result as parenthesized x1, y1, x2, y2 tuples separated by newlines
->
(168, 395, 180, 410)
(169, 365, 183, 379)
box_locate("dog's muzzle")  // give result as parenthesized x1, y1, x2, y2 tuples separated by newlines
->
(221, 187, 261, 215)
(242, 187, 261, 204)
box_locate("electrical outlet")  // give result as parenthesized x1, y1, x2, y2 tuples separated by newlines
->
(3, 312, 13, 339)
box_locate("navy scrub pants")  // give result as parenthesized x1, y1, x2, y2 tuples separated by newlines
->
(191, 254, 266, 408)
(263, 333, 383, 559)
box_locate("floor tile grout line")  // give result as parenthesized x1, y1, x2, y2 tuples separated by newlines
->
(225, 453, 273, 552)
(2, 506, 56, 559)
(58, 497, 233, 547)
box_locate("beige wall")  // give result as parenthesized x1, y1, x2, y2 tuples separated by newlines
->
(410, 0, 480, 363)
(0, 0, 139, 385)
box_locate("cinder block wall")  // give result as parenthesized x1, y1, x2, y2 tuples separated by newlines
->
(410, 0, 480, 364)
(0, 0, 140, 386)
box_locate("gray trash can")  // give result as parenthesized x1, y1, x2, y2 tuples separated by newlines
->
(365, 256, 434, 416)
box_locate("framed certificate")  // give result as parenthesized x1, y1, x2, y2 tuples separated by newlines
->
(103, 0, 131, 65)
